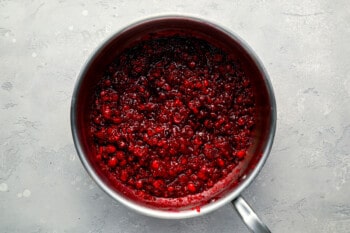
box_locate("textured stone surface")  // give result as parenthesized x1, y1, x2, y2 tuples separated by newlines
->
(1, 0, 349, 232)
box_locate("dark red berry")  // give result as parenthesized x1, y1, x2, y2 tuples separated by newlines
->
(151, 160, 160, 169)
(105, 145, 116, 153)
(236, 150, 246, 158)
(187, 183, 196, 192)
(108, 157, 117, 167)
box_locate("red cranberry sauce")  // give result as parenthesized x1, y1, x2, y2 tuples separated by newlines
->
(89, 36, 256, 203)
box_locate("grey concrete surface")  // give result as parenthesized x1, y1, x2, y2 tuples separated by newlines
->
(1, 0, 349, 232)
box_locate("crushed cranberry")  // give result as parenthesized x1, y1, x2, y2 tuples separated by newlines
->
(88, 36, 256, 200)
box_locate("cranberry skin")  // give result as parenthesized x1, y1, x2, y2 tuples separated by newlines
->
(236, 150, 246, 158)
(237, 118, 245, 126)
(108, 157, 117, 167)
(120, 170, 128, 182)
(151, 160, 160, 169)
(89, 36, 256, 199)
(105, 145, 116, 153)
(135, 180, 143, 189)
(187, 183, 196, 193)
(153, 180, 165, 189)
(217, 158, 225, 167)
(116, 151, 125, 160)
(96, 153, 102, 161)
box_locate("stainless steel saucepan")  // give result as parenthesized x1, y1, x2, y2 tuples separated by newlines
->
(71, 16, 276, 233)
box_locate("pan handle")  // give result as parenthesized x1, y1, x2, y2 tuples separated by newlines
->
(232, 196, 271, 233)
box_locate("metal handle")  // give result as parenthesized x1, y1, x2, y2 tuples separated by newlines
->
(232, 196, 271, 233)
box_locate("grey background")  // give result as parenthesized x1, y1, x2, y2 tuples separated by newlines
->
(1, 0, 349, 232)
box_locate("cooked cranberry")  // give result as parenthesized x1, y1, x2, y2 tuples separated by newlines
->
(115, 151, 125, 160)
(108, 157, 117, 167)
(153, 180, 165, 189)
(89, 36, 256, 200)
(167, 186, 174, 192)
(120, 170, 128, 182)
(236, 150, 246, 158)
(105, 145, 116, 153)
(135, 180, 143, 189)
(187, 183, 196, 192)
(217, 158, 225, 167)
(188, 61, 196, 69)
(237, 117, 245, 126)
(151, 160, 160, 169)
(96, 153, 102, 161)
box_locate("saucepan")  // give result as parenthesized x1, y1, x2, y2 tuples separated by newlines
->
(71, 15, 276, 233)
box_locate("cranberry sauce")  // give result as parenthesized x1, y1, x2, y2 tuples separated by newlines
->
(88, 36, 256, 203)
